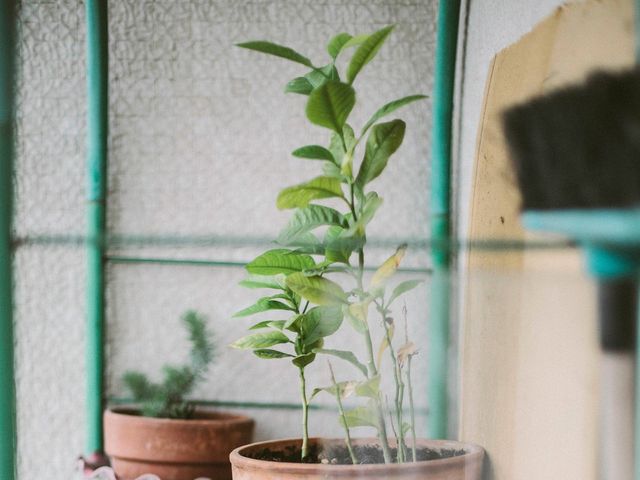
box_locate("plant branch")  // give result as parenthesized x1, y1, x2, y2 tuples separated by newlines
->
(328, 361, 358, 465)
(381, 314, 405, 463)
(404, 308, 417, 462)
(298, 367, 310, 460)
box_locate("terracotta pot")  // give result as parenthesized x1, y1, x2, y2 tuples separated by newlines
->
(230, 437, 483, 480)
(104, 407, 254, 480)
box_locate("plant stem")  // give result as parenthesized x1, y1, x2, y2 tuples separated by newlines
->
(347, 191, 392, 464)
(361, 309, 393, 462)
(404, 312, 417, 462)
(381, 312, 405, 463)
(299, 367, 310, 460)
(328, 362, 358, 465)
(406, 357, 417, 462)
(386, 395, 400, 447)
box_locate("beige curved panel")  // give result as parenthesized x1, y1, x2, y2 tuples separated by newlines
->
(460, 1, 633, 479)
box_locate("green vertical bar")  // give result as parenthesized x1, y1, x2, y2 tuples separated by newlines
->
(85, 0, 108, 456)
(635, 2, 640, 479)
(0, 1, 16, 479)
(428, 0, 460, 439)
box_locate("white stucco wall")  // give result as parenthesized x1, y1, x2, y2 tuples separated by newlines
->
(453, 0, 568, 241)
(14, 1, 437, 478)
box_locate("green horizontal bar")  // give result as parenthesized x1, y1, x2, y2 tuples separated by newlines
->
(13, 234, 430, 250)
(14, 234, 573, 252)
(106, 255, 433, 274)
(107, 256, 247, 269)
(106, 397, 429, 415)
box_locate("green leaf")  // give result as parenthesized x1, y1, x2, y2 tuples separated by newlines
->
(236, 41, 313, 67)
(311, 380, 357, 400)
(281, 233, 324, 254)
(253, 349, 294, 359)
(322, 161, 344, 180)
(246, 249, 315, 275)
(354, 375, 380, 398)
(286, 273, 347, 306)
(302, 261, 349, 277)
(346, 192, 383, 236)
(285, 77, 314, 95)
(277, 205, 347, 244)
(327, 32, 353, 59)
(361, 94, 427, 135)
(343, 124, 356, 152)
(300, 306, 344, 346)
(239, 274, 287, 290)
(305, 81, 356, 132)
(346, 25, 394, 84)
(292, 145, 336, 162)
(284, 314, 302, 333)
(231, 331, 290, 350)
(341, 403, 379, 429)
(249, 320, 287, 330)
(314, 348, 368, 377)
(344, 301, 370, 334)
(324, 226, 364, 264)
(233, 298, 295, 317)
(305, 64, 339, 89)
(360, 192, 383, 226)
(292, 352, 316, 368)
(355, 119, 406, 187)
(342, 34, 370, 49)
(329, 131, 345, 164)
(277, 176, 344, 210)
(313, 376, 379, 401)
(388, 279, 424, 305)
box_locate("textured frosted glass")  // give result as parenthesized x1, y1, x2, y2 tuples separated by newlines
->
(13, 1, 437, 478)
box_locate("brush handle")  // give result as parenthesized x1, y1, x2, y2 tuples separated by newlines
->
(598, 279, 637, 351)
(598, 278, 637, 480)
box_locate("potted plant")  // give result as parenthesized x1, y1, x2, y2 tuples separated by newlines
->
(229, 25, 484, 480)
(104, 311, 254, 480)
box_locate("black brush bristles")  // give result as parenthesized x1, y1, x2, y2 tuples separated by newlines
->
(502, 67, 640, 211)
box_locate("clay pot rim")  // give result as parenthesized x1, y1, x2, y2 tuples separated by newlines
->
(230, 437, 484, 474)
(105, 405, 254, 428)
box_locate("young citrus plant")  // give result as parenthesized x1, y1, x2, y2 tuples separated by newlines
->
(232, 25, 426, 463)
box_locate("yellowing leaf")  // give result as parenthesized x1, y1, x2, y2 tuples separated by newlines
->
(370, 244, 407, 288)
(397, 341, 418, 367)
(311, 380, 357, 400)
(376, 319, 395, 366)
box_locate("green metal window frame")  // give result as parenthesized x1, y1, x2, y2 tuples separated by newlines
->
(0, 1, 16, 479)
(1, 0, 462, 473)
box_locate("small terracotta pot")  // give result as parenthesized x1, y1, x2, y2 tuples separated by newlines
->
(104, 407, 254, 480)
(230, 437, 484, 480)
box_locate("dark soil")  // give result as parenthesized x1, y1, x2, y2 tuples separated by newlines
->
(246, 443, 466, 465)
